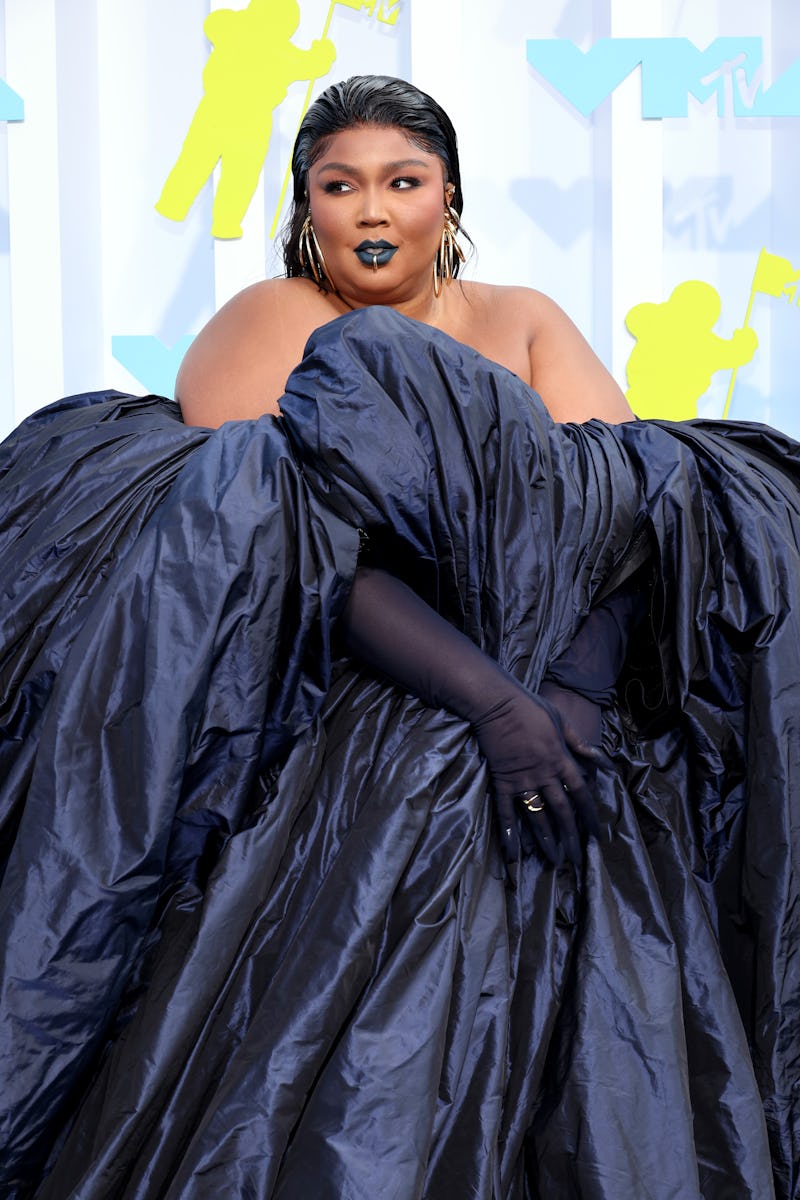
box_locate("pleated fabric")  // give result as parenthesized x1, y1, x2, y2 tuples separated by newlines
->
(1, 310, 798, 1198)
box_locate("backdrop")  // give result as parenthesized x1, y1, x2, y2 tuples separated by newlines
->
(1, 0, 798, 437)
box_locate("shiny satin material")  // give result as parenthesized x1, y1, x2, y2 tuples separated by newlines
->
(1, 310, 798, 1198)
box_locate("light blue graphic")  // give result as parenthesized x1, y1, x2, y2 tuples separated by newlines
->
(111, 335, 195, 398)
(663, 178, 772, 252)
(0, 79, 24, 122)
(510, 177, 596, 247)
(525, 38, 800, 119)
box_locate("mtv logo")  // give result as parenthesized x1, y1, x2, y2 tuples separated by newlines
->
(525, 37, 800, 119)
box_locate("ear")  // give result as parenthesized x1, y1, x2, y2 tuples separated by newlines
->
(444, 182, 455, 203)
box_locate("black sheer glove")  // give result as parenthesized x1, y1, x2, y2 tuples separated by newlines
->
(541, 579, 647, 745)
(539, 680, 604, 747)
(339, 567, 603, 867)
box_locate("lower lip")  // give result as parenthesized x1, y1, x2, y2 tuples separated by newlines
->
(355, 247, 397, 268)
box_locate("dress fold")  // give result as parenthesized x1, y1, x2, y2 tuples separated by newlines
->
(1, 310, 797, 1198)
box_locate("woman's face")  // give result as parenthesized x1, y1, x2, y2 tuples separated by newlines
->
(306, 124, 452, 307)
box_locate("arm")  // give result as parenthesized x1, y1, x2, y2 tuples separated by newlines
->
(526, 291, 635, 424)
(289, 37, 336, 79)
(711, 327, 758, 369)
(539, 527, 650, 744)
(541, 579, 646, 744)
(340, 566, 603, 867)
(176, 279, 338, 427)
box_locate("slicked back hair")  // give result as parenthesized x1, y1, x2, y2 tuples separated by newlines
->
(281, 74, 468, 282)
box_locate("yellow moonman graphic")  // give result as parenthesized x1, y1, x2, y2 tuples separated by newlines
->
(625, 281, 758, 421)
(156, 0, 336, 239)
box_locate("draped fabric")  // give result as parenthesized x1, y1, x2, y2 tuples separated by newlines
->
(1, 308, 798, 1198)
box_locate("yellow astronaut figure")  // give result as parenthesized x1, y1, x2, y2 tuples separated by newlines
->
(157, 0, 336, 238)
(626, 281, 758, 420)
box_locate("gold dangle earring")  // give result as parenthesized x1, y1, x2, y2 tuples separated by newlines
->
(298, 213, 338, 294)
(433, 203, 466, 298)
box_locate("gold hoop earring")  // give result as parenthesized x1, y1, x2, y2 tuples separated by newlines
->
(299, 214, 338, 294)
(433, 205, 466, 298)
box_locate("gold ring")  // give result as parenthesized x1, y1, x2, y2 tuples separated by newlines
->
(518, 790, 545, 814)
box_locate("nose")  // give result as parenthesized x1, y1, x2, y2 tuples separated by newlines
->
(357, 186, 388, 226)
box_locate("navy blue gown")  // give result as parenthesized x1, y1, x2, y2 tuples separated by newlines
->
(1, 308, 798, 1198)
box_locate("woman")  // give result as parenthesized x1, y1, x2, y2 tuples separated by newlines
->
(177, 72, 640, 866)
(1, 77, 798, 1200)
(176, 74, 633, 427)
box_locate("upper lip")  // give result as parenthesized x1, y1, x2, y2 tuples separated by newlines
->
(355, 239, 396, 251)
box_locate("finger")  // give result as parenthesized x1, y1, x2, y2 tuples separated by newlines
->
(534, 811, 563, 867)
(575, 742, 615, 773)
(558, 756, 602, 839)
(568, 778, 602, 839)
(562, 721, 614, 772)
(515, 793, 561, 865)
(494, 793, 521, 864)
(540, 781, 582, 867)
(561, 720, 618, 777)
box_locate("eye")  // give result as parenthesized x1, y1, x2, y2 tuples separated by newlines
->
(391, 176, 422, 190)
(322, 180, 353, 194)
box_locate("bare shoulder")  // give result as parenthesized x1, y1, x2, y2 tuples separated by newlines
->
(177, 278, 342, 427)
(459, 282, 633, 423)
(460, 281, 580, 342)
(451, 281, 562, 359)
(440, 281, 535, 380)
(459, 280, 542, 314)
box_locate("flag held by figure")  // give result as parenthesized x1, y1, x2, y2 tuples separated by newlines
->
(751, 247, 800, 302)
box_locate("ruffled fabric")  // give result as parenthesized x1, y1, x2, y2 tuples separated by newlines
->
(1, 310, 798, 1198)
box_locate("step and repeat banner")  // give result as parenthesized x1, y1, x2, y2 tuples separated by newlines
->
(1, 0, 798, 436)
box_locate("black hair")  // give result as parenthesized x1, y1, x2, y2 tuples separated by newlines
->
(281, 74, 470, 282)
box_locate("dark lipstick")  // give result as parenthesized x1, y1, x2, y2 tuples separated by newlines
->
(355, 240, 398, 269)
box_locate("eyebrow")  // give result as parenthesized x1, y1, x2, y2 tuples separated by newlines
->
(316, 158, 433, 176)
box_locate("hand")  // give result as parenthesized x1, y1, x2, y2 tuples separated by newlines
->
(732, 326, 758, 362)
(473, 687, 602, 868)
(312, 37, 337, 71)
(338, 569, 605, 870)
